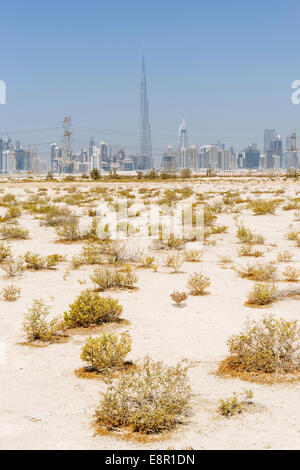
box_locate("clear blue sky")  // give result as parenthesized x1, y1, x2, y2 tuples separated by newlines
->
(1, 0, 300, 159)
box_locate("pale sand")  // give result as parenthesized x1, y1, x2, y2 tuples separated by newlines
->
(0, 177, 300, 450)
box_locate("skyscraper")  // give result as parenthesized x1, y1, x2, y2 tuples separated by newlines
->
(139, 50, 152, 170)
(177, 118, 188, 168)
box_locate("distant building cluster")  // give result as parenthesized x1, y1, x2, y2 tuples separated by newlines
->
(161, 125, 299, 172)
(2, 52, 300, 176)
(0, 137, 46, 175)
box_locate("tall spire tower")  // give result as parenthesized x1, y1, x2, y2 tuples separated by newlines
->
(139, 49, 152, 170)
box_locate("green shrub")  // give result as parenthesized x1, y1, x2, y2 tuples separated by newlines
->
(81, 331, 132, 372)
(1, 285, 21, 302)
(24, 251, 64, 270)
(64, 289, 123, 328)
(6, 205, 22, 219)
(187, 272, 210, 295)
(90, 266, 138, 291)
(236, 224, 264, 244)
(247, 283, 277, 305)
(2, 257, 25, 277)
(283, 266, 299, 282)
(238, 262, 277, 281)
(218, 390, 254, 417)
(0, 224, 29, 240)
(23, 299, 63, 342)
(165, 252, 185, 273)
(184, 249, 202, 262)
(226, 315, 300, 373)
(56, 216, 82, 240)
(95, 356, 191, 434)
(0, 243, 12, 262)
(277, 250, 294, 262)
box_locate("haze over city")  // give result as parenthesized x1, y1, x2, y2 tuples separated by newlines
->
(1, 0, 300, 160)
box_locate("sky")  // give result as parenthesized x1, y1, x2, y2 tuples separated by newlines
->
(1, 0, 300, 161)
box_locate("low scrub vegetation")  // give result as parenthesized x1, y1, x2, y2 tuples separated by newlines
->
(170, 291, 188, 306)
(236, 224, 264, 245)
(81, 331, 132, 372)
(64, 289, 123, 328)
(187, 272, 210, 295)
(0, 224, 29, 240)
(90, 266, 138, 291)
(238, 262, 277, 281)
(95, 356, 191, 434)
(247, 282, 277, 306)
(0, 285, 21, 302)
(218, 390, 254, 417)
(24, 251, 65, 270)
(219, 315, 300, 375)
(23, 299, 63, 342)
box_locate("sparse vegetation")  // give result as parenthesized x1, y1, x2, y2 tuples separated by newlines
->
(170, 291, 188, 306)
(90, 266, 138, 291)
(187, 272, 210, 295)
(218, 390, 254, 417)
(1, 285, 21, 302)
(95, 356, 191, 434)
(64, 289, 123, 328)
(23, 299, 63, 342)
(80, 331, 132, 372)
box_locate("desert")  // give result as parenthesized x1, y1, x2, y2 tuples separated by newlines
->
(0, 174, 300, 450)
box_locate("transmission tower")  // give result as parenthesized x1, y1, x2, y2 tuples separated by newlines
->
(290, 130, 299, 168)
(62, 116, 73, 164)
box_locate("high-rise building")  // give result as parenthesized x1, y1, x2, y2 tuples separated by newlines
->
(263, 129, 277, 153)
(177, 119, 188, 168)
(139, 50, 152, 170)
(245, 145, 260, 169)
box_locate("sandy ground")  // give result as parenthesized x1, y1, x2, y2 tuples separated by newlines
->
(0, 177, 300, 450)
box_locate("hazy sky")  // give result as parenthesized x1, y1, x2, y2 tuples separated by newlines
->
(1, 0, 300, 159)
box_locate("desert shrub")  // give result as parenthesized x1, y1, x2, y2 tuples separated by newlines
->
(0, 243, 12, 262)
(6, 205, 22, 219)
(170, 291, 188, 306)
(218, 255, 232, 267)
(283, 266, 299, 282)
(162, 234, 186, 250)
(2, 257, 25, 277)
(225, 315, 300, 373)
(43, 206, 72, 226)
(277, 250, 294, 263)
(24, 251, 64, 270)
(90, 266, 138, 291)
(286, 231, 299, 241)
(165, 252, 185, 273)
(99, 240, 127, 263)
(247, 283, 277, 306)
(238, 262, 277, 281)
(72, 244, 104, 268)
(187, 272, 210, 295)
(0, 224, 29, 240)
(218, 390, 254, 417)
(95, 356, 191, 434)
(139, 255, 155, 268)
(23, 299, 63, 342)
(236, 224, 264, 245)
(1, 285, 21, 302)
(184, 249, 202, 262)
(56, 216, 82, 241)
(238, 245, 264, 257)
(64, 289, 123, 328)
(81, 331, 132, 372)
(248, 199, 277, 215)
(210, 225, 228, 234)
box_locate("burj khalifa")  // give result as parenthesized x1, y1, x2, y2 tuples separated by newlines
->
(139, 51, 153, 170)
